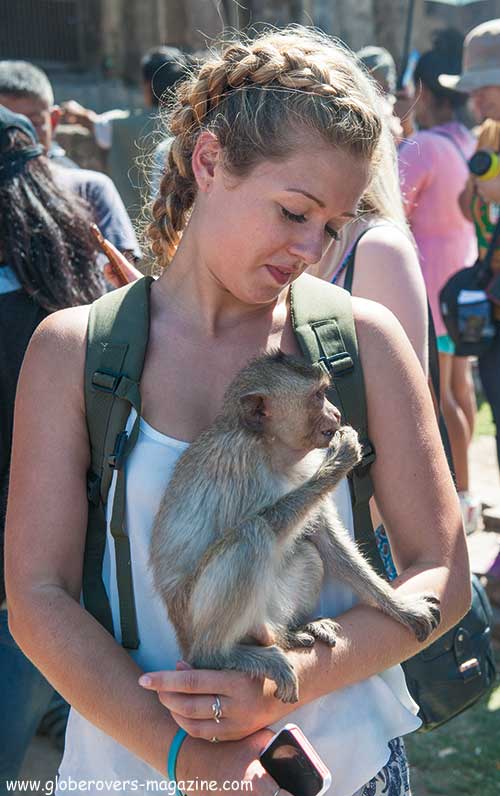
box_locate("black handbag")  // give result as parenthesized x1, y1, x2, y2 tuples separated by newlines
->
(402, 574, 497, 731)
(439, 217, 500, 357)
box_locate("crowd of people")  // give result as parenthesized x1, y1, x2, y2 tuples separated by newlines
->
(1, 15, 500, 796)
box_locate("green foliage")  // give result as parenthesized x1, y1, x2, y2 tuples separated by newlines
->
(475, 400, 495, 438)
(406, 647, 500, 795)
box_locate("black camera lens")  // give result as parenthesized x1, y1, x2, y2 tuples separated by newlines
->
(468, 150, 493, 177)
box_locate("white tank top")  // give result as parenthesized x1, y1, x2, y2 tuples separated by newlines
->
(58, 411, 420, 796)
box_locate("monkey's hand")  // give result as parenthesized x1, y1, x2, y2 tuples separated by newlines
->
(388, 592, 442, 642)
(316, 426, 362, 485)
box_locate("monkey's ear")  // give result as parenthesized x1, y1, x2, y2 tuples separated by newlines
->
(239, 392, 270, 432)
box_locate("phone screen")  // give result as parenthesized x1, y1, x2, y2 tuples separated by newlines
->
(260, 728, 326, 796)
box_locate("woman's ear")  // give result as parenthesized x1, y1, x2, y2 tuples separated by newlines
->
(192, 131, 222, 193)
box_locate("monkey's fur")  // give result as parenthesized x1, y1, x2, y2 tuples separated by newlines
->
(150, 352, 441, 703)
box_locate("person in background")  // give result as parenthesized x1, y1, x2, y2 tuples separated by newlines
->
(0, 106, 106, 790)
(357, 46, 404, 145)
(442, 19, 500, 478)
(398, 29, 480, 533)
(0, 61, 141, 261)
(61, 47, 189, 216)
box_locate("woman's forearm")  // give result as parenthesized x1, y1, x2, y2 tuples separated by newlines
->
(8, 585, 178, 773)
(291, 562, 470, 706)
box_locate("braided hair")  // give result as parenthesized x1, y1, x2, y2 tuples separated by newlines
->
(0, 129, 104, 311)
(148, 28, 383, 267)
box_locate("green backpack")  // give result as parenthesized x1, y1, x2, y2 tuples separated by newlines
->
(83, 273, 496, 730)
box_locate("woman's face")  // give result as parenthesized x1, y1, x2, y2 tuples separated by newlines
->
(193, 137, 371, 306)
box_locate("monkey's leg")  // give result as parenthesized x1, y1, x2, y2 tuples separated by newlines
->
(190, 644, 299, 703)
(258, 426, 362, 541)
(319, 519, 441, 642)
(281, 628, 316, 649)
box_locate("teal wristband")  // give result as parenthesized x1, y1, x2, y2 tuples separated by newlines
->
(167, 728, 188, 794)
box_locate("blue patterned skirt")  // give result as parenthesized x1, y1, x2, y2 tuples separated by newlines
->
(353, 737, 411, 796)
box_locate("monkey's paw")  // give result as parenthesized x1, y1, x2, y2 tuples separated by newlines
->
(320, 426, 362, 480)
(302, 617, 340, 647)
(271, 662, 299, 704)
(394, 593, 442, 642)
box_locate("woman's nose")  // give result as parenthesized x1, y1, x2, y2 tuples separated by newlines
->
(288, 231, 325, 266)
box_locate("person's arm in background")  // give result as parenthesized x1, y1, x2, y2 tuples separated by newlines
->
(458, 175, 475, 222)
(351, 225, 428, 373)
(61, 102, 130, 151)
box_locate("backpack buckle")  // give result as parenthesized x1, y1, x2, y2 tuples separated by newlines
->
(318, 352, 354, 376)
(86, 471, 101, 506)
(108, 431, 129, 470)
(92, 370, 122, 394)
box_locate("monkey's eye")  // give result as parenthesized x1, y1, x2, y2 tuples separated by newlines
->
(315, 389, 326, 400)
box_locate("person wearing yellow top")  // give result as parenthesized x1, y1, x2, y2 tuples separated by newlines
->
(441, 19, 500, 473)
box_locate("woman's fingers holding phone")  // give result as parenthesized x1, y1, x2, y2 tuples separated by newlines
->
(175, 730, 293, 796)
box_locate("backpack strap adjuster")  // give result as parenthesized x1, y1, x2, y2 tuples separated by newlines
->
(108, 431, 129, 470)
(318, 351, 354, 376)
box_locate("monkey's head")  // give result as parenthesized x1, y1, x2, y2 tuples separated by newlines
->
(226, 351, 342, 452)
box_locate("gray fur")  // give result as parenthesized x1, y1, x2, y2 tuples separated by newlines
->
(150, 352, 441, 703)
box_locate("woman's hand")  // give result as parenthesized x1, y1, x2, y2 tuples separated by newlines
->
(139, 661, 294, 741)
(175, 728, 292, 796)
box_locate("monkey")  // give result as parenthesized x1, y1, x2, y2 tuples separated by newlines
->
(150, 351, 441, 704)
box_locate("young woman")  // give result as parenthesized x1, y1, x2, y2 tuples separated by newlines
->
(5, 29, 469, 796)
(397, 30, 479, 532)
(0, 105, 104, 782)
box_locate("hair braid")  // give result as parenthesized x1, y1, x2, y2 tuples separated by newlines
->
(147, 27, 383, 266)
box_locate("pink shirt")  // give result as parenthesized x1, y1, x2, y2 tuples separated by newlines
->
(398, 122, 477, 337)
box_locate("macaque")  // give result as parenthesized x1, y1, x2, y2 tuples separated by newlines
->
(150, 351, 440, 703)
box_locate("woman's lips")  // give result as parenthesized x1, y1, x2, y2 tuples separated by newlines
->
(266, 265, 295, 285)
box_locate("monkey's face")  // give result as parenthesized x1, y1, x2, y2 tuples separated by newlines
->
(241, 380, 341, 452)
(271, 384, 341, 451)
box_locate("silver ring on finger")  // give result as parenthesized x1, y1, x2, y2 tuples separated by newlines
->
(210, 736, 219, 743)
(272, 789, 281, 796)
(211, 694, 223, 724)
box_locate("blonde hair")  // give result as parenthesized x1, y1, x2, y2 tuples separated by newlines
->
(147, 27, 384, 267)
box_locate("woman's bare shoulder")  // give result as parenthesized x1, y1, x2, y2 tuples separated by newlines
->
(351, 295, 416, 371)
(20, 305, 90, 413)
(356, 224, 418, 266)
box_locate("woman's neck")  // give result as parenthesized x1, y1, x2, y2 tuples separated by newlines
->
(151, 222, 286, 339)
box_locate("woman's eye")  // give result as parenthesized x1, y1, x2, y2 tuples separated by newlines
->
(281, 207, 307, 224)
(325, 226, 339, 241)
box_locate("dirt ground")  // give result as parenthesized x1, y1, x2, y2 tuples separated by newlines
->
(17, 435, 500, 793)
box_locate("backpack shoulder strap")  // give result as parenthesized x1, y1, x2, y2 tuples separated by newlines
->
(84, 275, 154, 649)
(290, 273, 384, 576)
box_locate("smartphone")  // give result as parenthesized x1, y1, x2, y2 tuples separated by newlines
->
(260, 724, 332, 796)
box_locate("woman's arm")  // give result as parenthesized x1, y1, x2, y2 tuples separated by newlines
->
(4, 309, 284, 792)
(143, 299, 470, 741)
(351, 225, 428, 372)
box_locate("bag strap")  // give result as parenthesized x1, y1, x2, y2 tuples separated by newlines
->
(290, 274, 385, 577)
(432, 129, 468, 164)
(84, 275, 154, 649)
